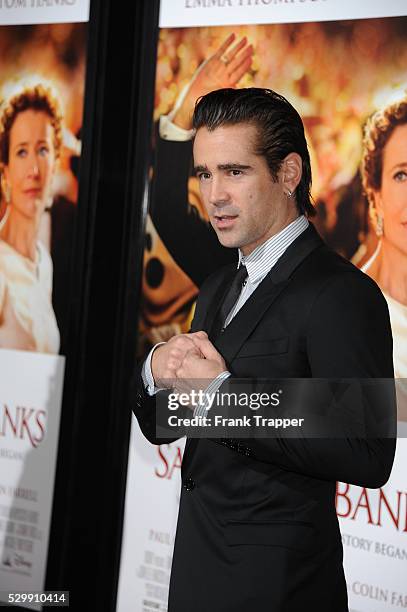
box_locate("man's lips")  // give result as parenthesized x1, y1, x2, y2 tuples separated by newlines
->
(213, 214, 238, 229)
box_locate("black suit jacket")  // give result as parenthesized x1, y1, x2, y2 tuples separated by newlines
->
(132, 223, 396, 612)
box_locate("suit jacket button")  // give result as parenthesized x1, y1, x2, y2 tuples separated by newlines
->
(183, 477, 195, 491)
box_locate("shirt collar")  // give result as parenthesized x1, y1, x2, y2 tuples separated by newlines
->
(238, 215, 309, 284)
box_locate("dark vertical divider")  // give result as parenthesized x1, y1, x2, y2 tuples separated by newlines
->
(45, 1, 160, 610)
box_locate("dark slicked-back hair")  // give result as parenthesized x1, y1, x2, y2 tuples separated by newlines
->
(192, 88, 315, 217)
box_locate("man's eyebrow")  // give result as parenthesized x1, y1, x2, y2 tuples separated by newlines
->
(193, 164, 209, 174)
(218, 163, 252, 171)
(193, 163, 253, 173)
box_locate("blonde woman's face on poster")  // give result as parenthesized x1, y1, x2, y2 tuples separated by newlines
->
(374, 123, 407, 257)
(4, 109, 56, 220)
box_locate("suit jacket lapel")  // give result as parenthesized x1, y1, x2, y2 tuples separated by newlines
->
(213, 223, 323, 364)
(269, 222, 323, 284)
(197, 266, 237, 335)
(213, 276, 290, 363)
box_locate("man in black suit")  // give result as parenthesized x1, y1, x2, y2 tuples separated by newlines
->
(133, 88, 396, 611)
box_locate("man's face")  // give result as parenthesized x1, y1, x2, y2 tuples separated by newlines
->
(193, 122, 295, 255)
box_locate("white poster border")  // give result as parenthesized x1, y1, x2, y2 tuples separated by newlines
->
(159, 0, 407, 29)
(0, 349, 65, 611)
(0, 0, 89, 26)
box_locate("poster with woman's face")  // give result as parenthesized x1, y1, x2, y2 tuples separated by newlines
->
(0, 23, 87, 355)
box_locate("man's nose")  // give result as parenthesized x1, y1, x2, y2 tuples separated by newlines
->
(208, 177, 230, 206)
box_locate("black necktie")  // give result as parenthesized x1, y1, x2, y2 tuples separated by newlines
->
(211, 265, 248, 339)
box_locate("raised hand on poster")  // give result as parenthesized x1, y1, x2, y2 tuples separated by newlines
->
(172, 33, 253, 130)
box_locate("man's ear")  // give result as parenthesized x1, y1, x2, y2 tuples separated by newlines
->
(281, 153, 302, 196)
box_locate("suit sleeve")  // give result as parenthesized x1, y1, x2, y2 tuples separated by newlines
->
(129, 363, 183, 446)
(149, 126, 235, 287)
(227, 272, 397, 488)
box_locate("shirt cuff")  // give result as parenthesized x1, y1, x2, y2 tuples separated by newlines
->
(159, 114, 194, 142)
(142, 342, 166, 396)
(159, 77, 198, 142)
(193, 371, 231, 418)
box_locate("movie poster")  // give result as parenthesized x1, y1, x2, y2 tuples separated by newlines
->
(143, 14, 407, 350)
(119, 2, 407, 611)
(0, 3, 89, 607)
